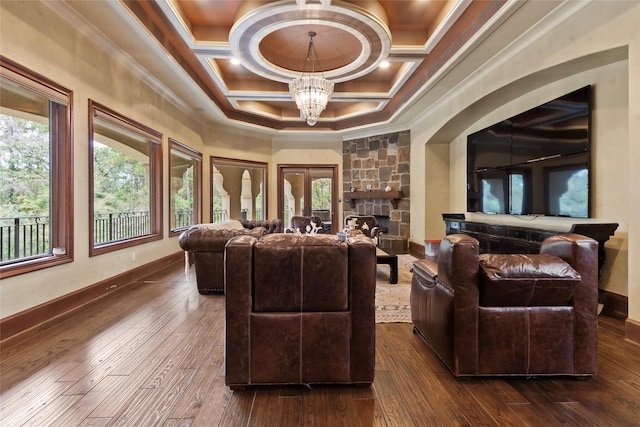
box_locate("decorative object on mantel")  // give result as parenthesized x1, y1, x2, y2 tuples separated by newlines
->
(344, 190, 402, 209)
(288, 31, 334, 126)
(385, 185, 391, 192)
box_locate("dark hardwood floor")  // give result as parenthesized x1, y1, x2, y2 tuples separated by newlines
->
(1, 261, 639, 426)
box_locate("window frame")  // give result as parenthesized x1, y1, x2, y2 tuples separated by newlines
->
(88, 100, 163, 257)
(168, 139, 202, 236)
(0, 57, 74, 279)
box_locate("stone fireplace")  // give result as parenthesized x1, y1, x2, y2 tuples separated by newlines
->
(343, 130, 410, 237)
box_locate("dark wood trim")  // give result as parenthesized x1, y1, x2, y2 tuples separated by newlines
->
(598, 288, 628, 319)
(0, 251, 184, 342)
(409, 239, 425, 259)
(625, 318, 640, 346)
(88, 100, 164, 257)
(0, 57, 74, 279)
(277, 164, 339, 232)
(344, 190, 403, 209)
(169, 138, 202, 236)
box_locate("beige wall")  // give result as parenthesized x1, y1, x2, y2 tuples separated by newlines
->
(270, 135, 343, 222)
(0, 1, 209, 318)
(410, 1, 638, 321)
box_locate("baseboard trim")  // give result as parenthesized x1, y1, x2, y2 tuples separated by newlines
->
(409, 240, 425, 259)
(625, 318, 640, 346)
(0, 251, 184, 342)
(598, 289, 628, 319)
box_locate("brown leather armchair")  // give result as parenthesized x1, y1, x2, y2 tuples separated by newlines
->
(344, 215, 380, 238)
(410, 233, 598, 378)
(178, 219, 282, 294)
(224, 233, 376, 388)
(288, 215, 325, 234)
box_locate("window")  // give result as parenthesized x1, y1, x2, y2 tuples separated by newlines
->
(169, 139, 202, 235)
(0, 58, 73, 278)
(211, 157, 267, 222)
(89, 101, 162, 256)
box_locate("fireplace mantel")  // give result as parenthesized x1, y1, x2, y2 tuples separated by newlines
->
(344, 190, 402, 209)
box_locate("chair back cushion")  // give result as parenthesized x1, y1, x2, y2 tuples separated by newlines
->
(253, 234, 348, 312)
(479, 253, 581, 307)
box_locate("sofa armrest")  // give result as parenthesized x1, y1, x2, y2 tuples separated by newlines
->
(540, 233, 599, 373)
(346, 235, 376, 382)
(412, 259, 438, 282)
(224, 235, 257, 385)
(437, 234, 480, 374)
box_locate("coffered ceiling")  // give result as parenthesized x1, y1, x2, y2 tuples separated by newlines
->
(131, 0, 506, 132)
(52, 0, 510, 134)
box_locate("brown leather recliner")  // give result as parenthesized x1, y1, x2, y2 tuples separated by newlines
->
(178, 219, 283, 294)
(410, 233, 599, 378)
(224, 233, 377, 388)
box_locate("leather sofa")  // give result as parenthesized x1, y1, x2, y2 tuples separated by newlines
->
(178, 219, 283, 294)
(410, 233, 599, 378)
(224, 233, 377, 388)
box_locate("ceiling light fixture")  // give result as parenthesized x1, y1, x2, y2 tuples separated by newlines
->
(288, 31, 334, 126)
(296, 0, 332, 6)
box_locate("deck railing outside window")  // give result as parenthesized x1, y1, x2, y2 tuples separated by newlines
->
(1, 210, 194, 263)
(212, 210, 228, 223)
(93, 211, 151, 245)
(0, 216, 50, 263)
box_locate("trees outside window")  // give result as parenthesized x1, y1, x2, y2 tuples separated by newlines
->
(169, 139, 201, 235)
(89, 100, 162, 256)
(0, 58, 73, 278)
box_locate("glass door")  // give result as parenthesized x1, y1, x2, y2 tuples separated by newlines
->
(278, 165, 338, 233)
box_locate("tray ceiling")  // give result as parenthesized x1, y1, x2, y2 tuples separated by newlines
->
(121, 0, 506, 132)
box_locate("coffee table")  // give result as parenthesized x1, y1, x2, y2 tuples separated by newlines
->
(376, 247, 398, 284)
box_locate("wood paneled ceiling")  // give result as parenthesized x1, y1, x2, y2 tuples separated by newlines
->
(117, 0, 507, 132)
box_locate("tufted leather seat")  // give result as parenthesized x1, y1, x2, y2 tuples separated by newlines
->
(224, 233, 376, 388)
(410, 233, 599, 377)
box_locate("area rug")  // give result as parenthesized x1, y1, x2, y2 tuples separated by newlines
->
(375, 254, 416, 323)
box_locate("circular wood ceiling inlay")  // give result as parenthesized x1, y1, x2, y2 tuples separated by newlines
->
(229, 1, 392, 83)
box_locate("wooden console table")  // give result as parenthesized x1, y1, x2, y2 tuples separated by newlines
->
(442, 214, 618, 273)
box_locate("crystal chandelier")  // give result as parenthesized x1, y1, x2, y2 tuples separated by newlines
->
(288, 31, 334, 126)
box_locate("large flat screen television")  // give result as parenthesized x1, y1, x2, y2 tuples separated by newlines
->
(467, 86, 591, 218)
